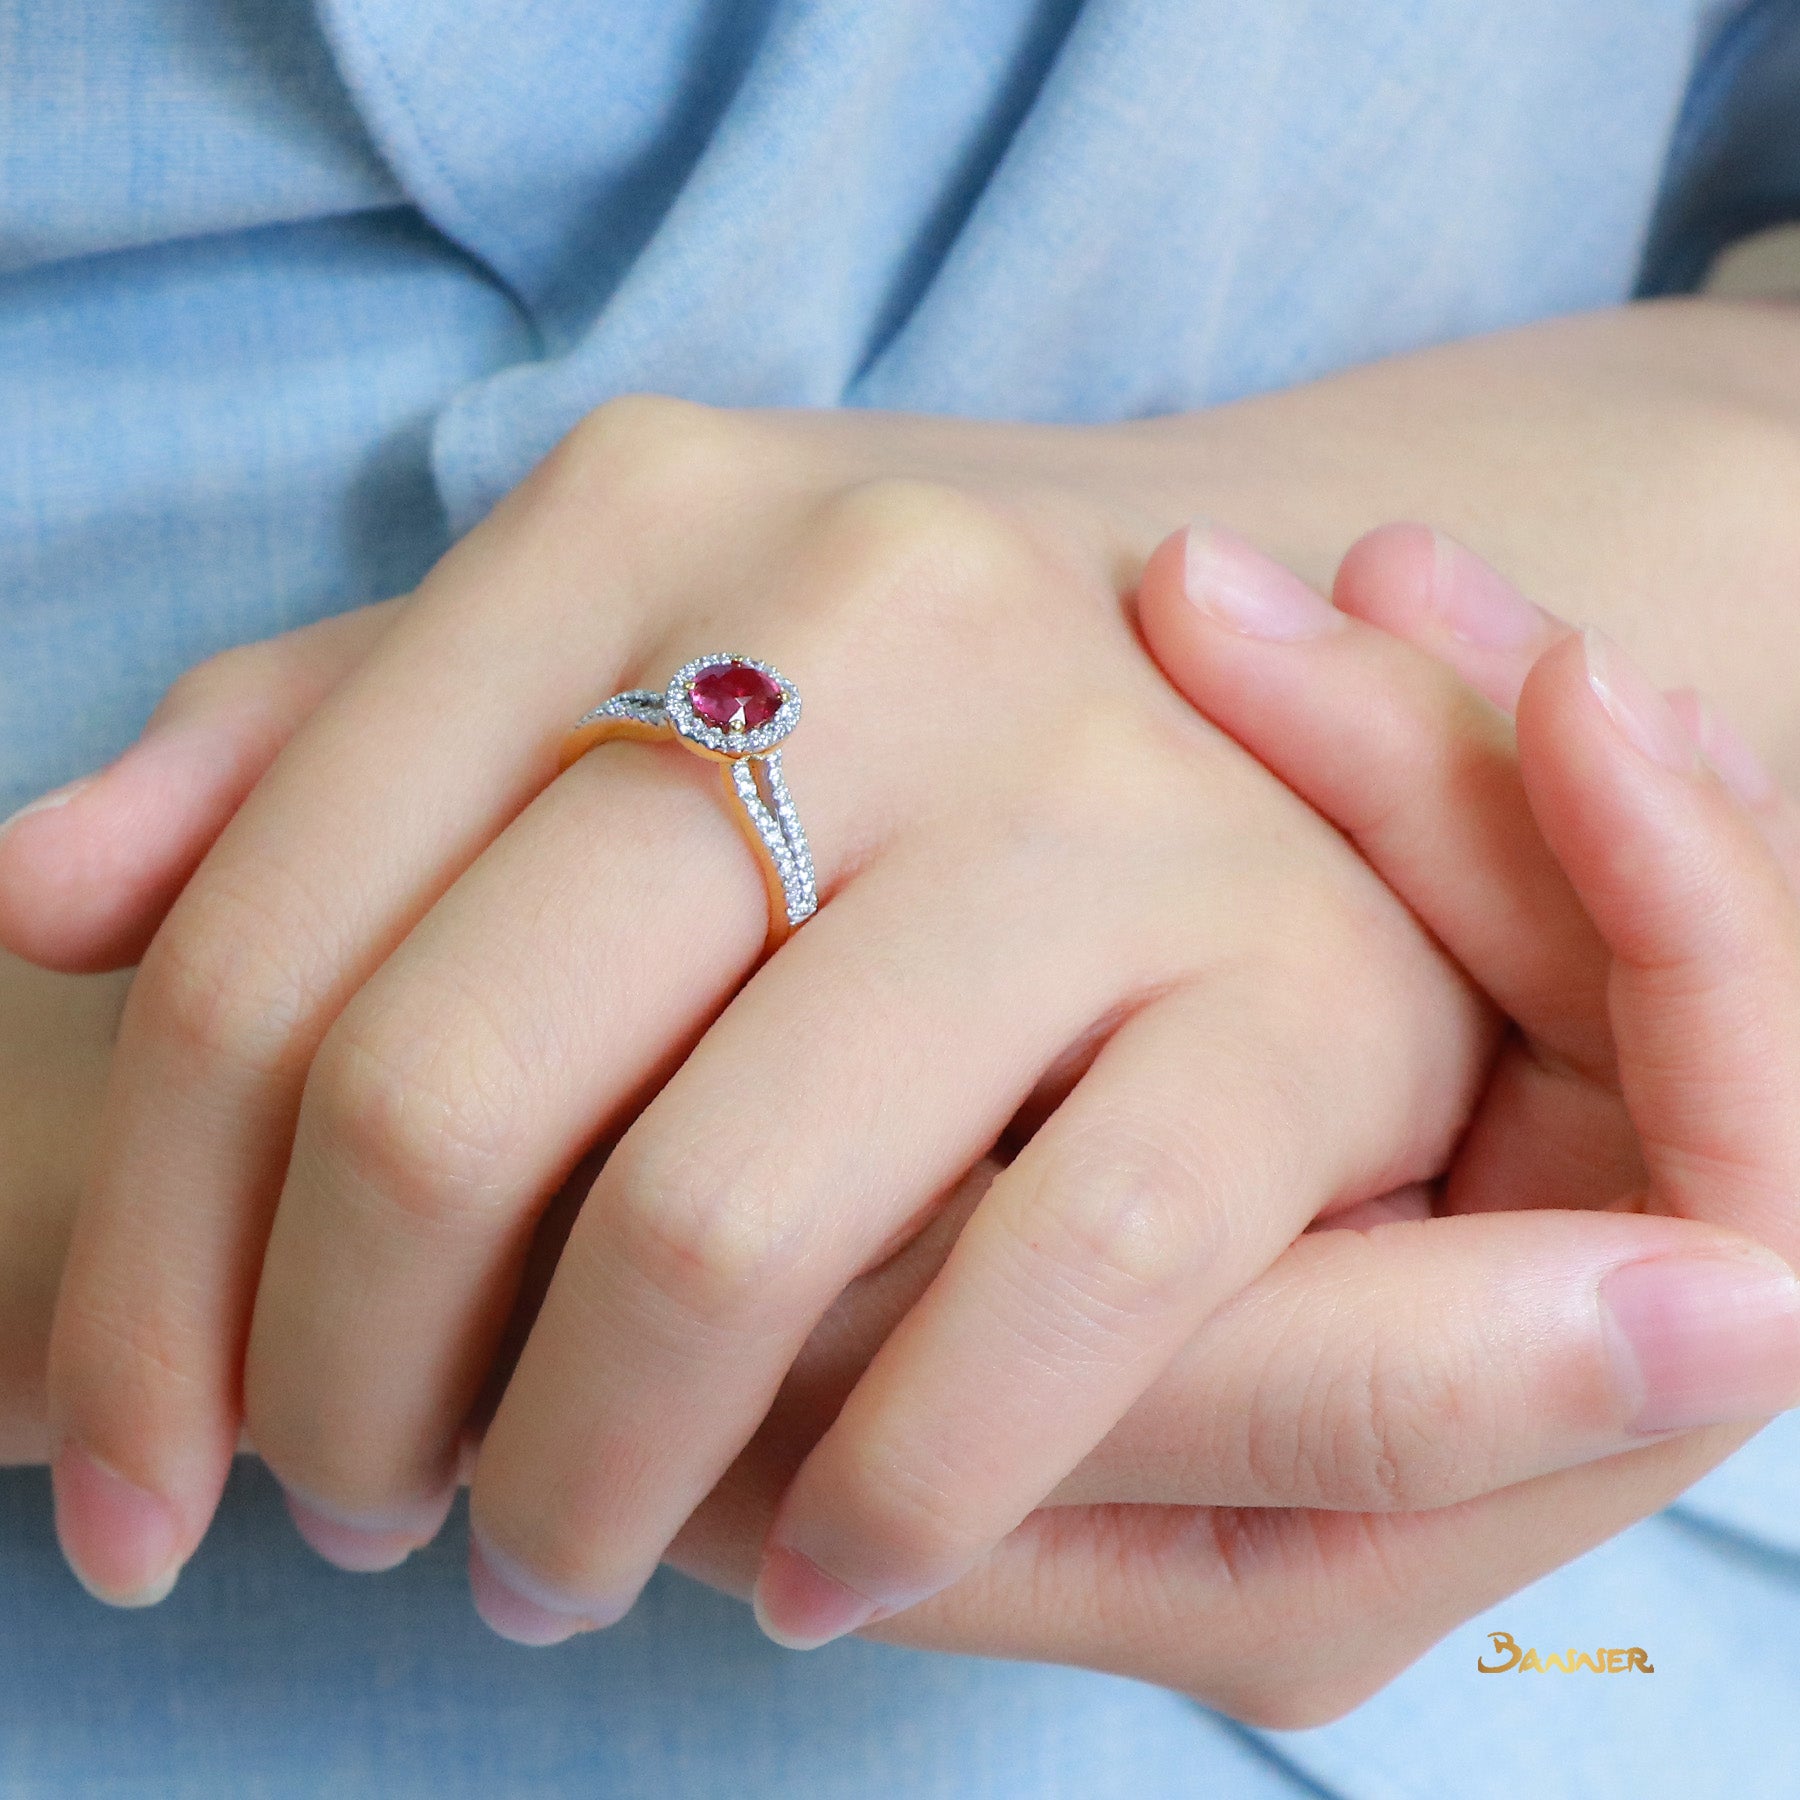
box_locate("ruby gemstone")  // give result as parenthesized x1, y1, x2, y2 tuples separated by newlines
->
(689, 661, 783, 732)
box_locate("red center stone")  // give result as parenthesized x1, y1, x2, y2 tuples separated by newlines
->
(689, 661, 783, 732)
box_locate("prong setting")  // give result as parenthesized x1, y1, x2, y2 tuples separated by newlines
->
(666, 654, 800, 758)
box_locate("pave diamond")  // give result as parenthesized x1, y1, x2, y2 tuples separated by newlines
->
(574, 689, 665, 729)
(731, 752, 817, 927)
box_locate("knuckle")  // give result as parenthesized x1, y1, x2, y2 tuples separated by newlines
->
(1007, 1121, 1211, 1331)
(603, 1138, 816, 1327)
(542, 392, 756, 515)
(140, 882, 317, 1078)
(1009, 1501, 1405, 1727)
(302, 1010, 522, 1234)
(1069, 1516, 1369, 1725)
(814, 476, 1038, 598)
(820, 1439, 981, 1575)
(1189, 1511, 1419, 1725)
(1313, 1330, 1474, 1512)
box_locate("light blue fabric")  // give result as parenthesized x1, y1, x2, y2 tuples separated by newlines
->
(0, 1460, 1315, 1800)
(5, 2, 1800, 1794)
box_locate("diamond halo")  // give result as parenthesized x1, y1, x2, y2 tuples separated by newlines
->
(666, 654, 801, 759)
(563, 652, 816, 941)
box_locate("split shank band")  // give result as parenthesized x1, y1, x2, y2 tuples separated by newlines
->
(558, 653, 818, 953)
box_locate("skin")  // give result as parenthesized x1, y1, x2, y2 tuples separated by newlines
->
(5, 529, 1800, 1724)
(0, 295, 1792, 1713)
(30, 393, 1507, 1642)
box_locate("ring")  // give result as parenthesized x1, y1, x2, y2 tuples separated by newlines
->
(558, 654, 818, 951)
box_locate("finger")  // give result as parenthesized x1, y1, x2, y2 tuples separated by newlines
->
(1334, 523, 1800, 885)
(242, 738, 801, 1554)
(1517, 630, 1800, 1262)
(0, 602, 399, 973)
(764, 616, 1800, 1719)
(660, 1199, 1782, 1725)
(45, 434, 698, 1604)
(749, 948, 1485, 1650)
(1330, 521, 1564, 712)
(1138, 522, 1609, 1070)
(1434, 1029, 1646, 1215)
(0, 953, 131, 1466)
(463, 843, 1135, 1645)
(1664, 686, 1800, 888)
(1137, 523, 1648, 1217)
(1056, 1206, 1800, 1508)
(870, 1420, 1753, 1726)
(656, 1158, 1001, 1597)
(667, 1172, 1798, 1654)
(1155, 524, 1799, 1219)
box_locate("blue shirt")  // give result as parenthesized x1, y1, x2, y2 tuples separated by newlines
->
(3, 3, 1800, 1794)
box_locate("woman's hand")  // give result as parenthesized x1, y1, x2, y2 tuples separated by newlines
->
(1147, 517, 1800, 1242)
(4, 960, 1792, 1725)
(679, 527, 1800, 1720)
(5, 521, 1798, 1720)
(16, 396, 1497, 1636)
(8, 295, 1800, 1658)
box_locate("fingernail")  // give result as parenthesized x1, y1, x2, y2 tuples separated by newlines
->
(1582, 629, 1698, 773)
(0, 776, 94, 839)
(1183, 522, 1343, 641)
(52, 1442, 183, 1607)
(1686, 694, 1782, 811)
(1602, 1252, 1800, 1433)
(282, 1483, 453, 1574)
(1426, 531, 1550, 651)
(467, 1530, 631, 1647)
(752, 1544, 881, 1650)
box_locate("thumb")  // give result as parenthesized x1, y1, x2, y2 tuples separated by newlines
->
(0, 600, 400, 973)
(1518, 628, 1800, 1264)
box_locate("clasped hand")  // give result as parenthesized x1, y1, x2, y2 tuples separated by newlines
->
(3, 392, 1798, 1724)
